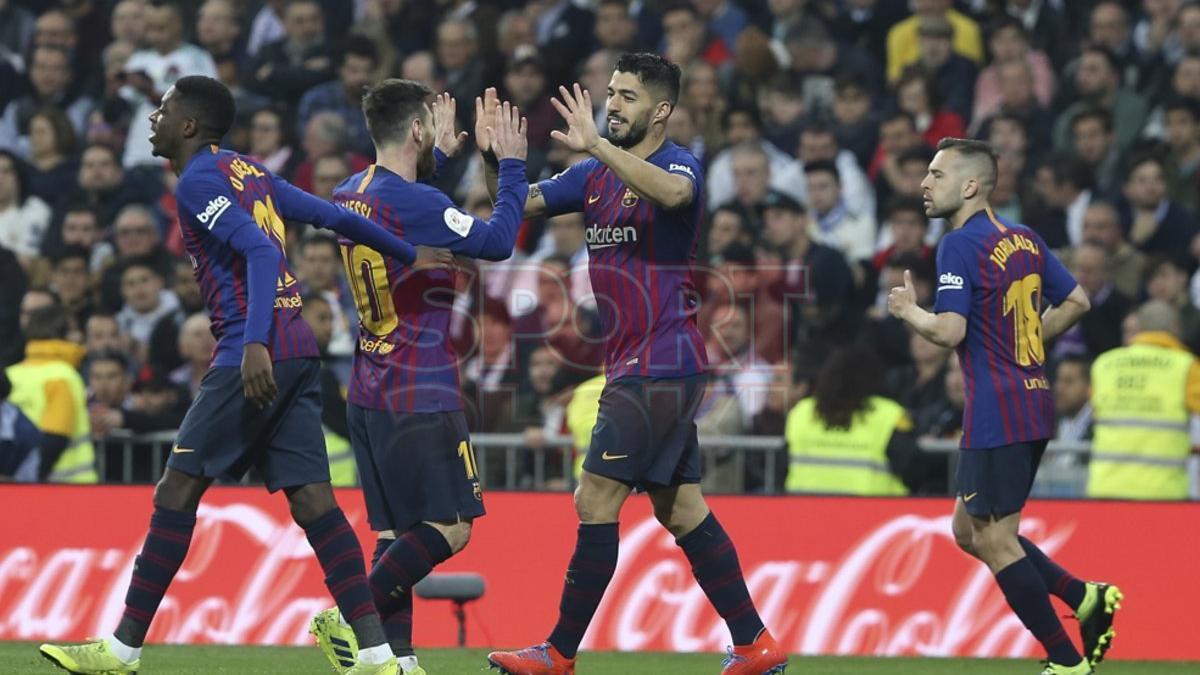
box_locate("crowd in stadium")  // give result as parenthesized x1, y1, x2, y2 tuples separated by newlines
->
(0, 0, 1197, 494)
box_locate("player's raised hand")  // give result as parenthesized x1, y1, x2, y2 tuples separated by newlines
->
(488, 100, 528, 161)
(241, 343, 277, 409)
(432, 92, 468, 158)
(412, 245, 456, 271)
(474, 87, 500, 156)
(887, 269, 918, 319)
(550, 83, 600, 153)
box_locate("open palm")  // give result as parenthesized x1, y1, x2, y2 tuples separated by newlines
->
(550, 83, 600, 153)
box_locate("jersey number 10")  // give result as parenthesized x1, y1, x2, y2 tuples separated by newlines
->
(341, 244, 399, 335)
(1003, 273, 1044, 366)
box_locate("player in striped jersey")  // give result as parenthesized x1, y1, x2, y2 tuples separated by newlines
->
(889, 138, 1120, 675)
(40, 76, 451, 675)
(484, 53, 786, 675)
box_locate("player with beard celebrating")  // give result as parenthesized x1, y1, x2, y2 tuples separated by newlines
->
(482, 53, 786, 675)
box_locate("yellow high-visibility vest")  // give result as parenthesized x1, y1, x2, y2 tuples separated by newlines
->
(785, 395, 908, 496)
(6, 341, 97, 483)
(1089, 339, 1193, 500)
(565, 374, 606, 479)
(324, 425, 357, 487)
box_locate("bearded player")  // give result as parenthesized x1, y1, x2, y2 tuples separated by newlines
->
(888, 138, 1122, 675)
(306, 81, 529, 675)
(39, 76, 451, 675)
(483, 53, 786, 675)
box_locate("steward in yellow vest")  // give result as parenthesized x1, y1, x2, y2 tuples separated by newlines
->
(785, 347, 927, 495)
(5, 305, 98, 483)
(1088, 301, 1200, 499)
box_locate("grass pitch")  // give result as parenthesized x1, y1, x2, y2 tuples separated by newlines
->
(4, 642, 1197, 674)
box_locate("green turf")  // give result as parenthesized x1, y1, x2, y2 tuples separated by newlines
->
(5, 642, 1198, 675)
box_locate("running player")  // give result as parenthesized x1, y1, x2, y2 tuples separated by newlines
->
(307, 81, 528, 675)
(482, 53, 786, 675)
(888, 138, 1121, 675)
(39, 76, 450, 675)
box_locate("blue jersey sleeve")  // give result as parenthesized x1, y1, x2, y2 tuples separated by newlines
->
(177, 171, 282, 346)
(649, 145, 704, 207)
(402, 158, 528, 261)
(271, 174, 416, 265)
(537, 158, 595, 217)
(933, 232, 975, 318)
(1040, 246, 1077, 306)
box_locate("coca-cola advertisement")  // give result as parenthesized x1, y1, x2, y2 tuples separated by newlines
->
(0, 485, 1193, 661)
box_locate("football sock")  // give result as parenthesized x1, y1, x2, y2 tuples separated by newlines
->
(995, 557, 1082, 666)
(103, 635, 141, 663)
(676, 512, 765, 646)
(370, 524, 452, 626)
(370, 536, 415, 657)
(547, 522, 619, 659)
(1018, 536, 1087, 610)
(398, 655, 420, 673)
(114, 506, 196, 647)
(304, 508, 386, 649)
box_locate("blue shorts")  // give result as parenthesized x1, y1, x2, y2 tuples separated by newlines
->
(956, 440, 1048, 518)
(347, 405, 485, 532)
(582, 374, 708, 491)
(169, 359, 329, 492)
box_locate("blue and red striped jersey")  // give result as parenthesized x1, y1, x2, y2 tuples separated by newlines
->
(538, 140, 708, 381)
(933, 208, 1078, 449)
(333, 160, 528, 412)
(175, 146, 318, 366)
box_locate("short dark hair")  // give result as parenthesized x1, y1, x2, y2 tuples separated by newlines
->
(885, 195, 928, 222)
(897, 146, 934, 167)
(1081, 43, 1121, 80)
(1054, 354, 1091, 381)
(24, 305, 69, 340)
(882, 110, 917, 130)
(936, 137, 999, 190)
(1125, 152, 1167, 180)
(1044, 152, 1095, 191)
(52, 245, 90, 267)
(660, 1, 699, 19)
(173, 75, 237, 140)
(362, 78, 433, 147)
(1071, 106, 1113, 133)
(121, 256, 165, 281)
(721, 104, 762, 132)
(803, 159, 840, 182)
(339, 35, 379, 69)
(1164, 96, 1200, 121)
(301, 232, 341, 256)
(615, 52, 682, 107)
(89, 349, 130, 372)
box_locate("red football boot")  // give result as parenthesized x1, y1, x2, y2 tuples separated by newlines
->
(721, 630, 788, 675)
(487, 642, 576, 675)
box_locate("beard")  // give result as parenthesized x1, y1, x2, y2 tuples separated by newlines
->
(416, 145, 436, 180)
(607, 112, 650, 148)
(924, 193, 962, 219)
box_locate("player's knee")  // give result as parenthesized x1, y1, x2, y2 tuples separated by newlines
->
(152, 470, 206, 513)
(427, 520, 472, 555)
(951, 522, 976, 555)
(285, 482, 337, 527)
(573, 483, 619, 524)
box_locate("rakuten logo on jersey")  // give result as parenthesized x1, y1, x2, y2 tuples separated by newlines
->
(196, 195, 232, 229)
(938, 272, 964, 291)
(586, 223, 638, 250)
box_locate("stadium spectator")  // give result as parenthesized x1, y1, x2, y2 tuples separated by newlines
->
(83, 312, 126, 359)
(170, 313, 214, 399)
(726, 142, 775, 229)
(0, 0, 36, 59)
(699, 243, 785, 365)
(977, 59, 1056, 150)
(248, 0, 333, 103)
(296, 37, 378, 157)
(1054, 45, 1149, 156)
(1056, 242, 1134, 359)
(299, 292, 355, 486)
(1088, 300, 1200, 500)
(794, 123, 876, 222)
(782, 17, 880, 112)
(706, 109, 799, 210)
(873, 196, 932, 274)
(869, 112, 926, 205)
(1080, 200, 1147, 299)
(1162, 97, 1200, 211)
(705, 204, 752, 261)
(913, 351, 964, 440)
(57, 203, 114, 273)
(99, 204, 172, 311)
(0, 244, 27, 367)
(913, 14, 977, 121)
(68, 144, 161, 240)
(1085, 2, 1140, 87)
(121, 2, 217, 167)
(297, 234, 355, 358)
(972, 17, 1056, 129)
(310, 154, 349, 202)
(24, 107, 79, 206)
(830, 75, 880, 169)
(662, 1, 730, 68)
(681, 61, 726, 159)
(1120, 154, 1198, 258)
(248, 106, 299, 178)
(437, 17, 487, 122)
(0, 150, 52, 267)
(886, 0, 983, 83)
(594, 0, 638, 52)
(196, 0, 243, 64)
(49, 245, 94, 331)
(1029, 153, 1096, 249)
(785, 345, 936, 495)
(885, 325, 951, 416)
(503, 47, 558, 154)
(705, 300, 776, 431)
(0, 369, 40, 482)
(5, 303, 97, 483)
(0, 45, 92, 157)
(992, 0, 1074, 71)
(115, 258, 183, 362)
(1069, 107, 1123, 196)
(292, 111, 370, 194)
(804, 159, 876, 267)
(1053, 355, 1094, 442)
(894, 67, 966, 152)
(1145, 256, 1200, 353)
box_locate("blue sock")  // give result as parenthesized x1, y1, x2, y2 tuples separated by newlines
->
(547, 523, 619, 659)
(370, 524, 451, 618)
(995, 558, 1082, 666)
(677, 513, 765, 646)
(116, 506, 196, 647)
(304, 508, 383, 647)
(369, 533, 425, 658)
(1019, 537, 1086, 609)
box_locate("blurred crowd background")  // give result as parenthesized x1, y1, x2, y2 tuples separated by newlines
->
(1, 0, 1198, 495)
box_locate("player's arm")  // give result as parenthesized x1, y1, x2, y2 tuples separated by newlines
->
(550, 83, 695, 210)
(889, 274, 968, 348)
(1039, 248, 1091, 342)
(178, 174, 282, 407)
(478, 88, 549, 218)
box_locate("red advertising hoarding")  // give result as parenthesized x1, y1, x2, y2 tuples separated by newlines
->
(0, 485, 1193, 660)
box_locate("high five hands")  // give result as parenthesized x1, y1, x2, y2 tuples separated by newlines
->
(431, 92, 468, 158)
(550, 83, 600, 153)
(486, 100, 528, 162)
